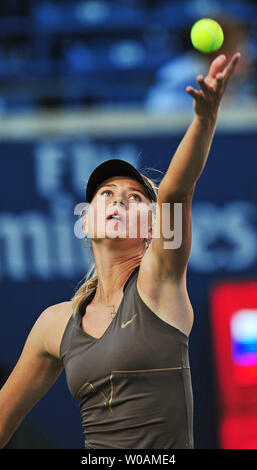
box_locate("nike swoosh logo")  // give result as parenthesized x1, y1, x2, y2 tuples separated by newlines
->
(121, 313, 138, 328)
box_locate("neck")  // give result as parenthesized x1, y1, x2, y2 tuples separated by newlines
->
(91, 239, 143, 305)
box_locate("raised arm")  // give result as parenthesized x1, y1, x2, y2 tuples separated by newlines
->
(0, 305, 65, 448)
(141, 53, 241, 289)
(159, 53, 241, 199)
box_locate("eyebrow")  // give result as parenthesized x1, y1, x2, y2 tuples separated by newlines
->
(100, 183, 147, 197)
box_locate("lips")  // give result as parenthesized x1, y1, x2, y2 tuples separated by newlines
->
(106, 210, 124, 222)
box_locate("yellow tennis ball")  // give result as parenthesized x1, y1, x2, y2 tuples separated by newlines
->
(190, 18, 224, 53)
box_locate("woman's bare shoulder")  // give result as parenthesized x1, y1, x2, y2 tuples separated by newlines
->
(37, 300, 74, 360)
(37, 300, 73, 327)
(41, 300, 73, 318)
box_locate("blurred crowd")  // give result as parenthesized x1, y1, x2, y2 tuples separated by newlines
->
(0, 0, 256, 114)
(146, 13, 257, 112)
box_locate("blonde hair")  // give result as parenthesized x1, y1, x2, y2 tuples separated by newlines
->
(70, 167, 163, 315)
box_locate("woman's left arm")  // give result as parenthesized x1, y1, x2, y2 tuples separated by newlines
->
(142, 53, 241, 283)
(159, 53, 241, 199)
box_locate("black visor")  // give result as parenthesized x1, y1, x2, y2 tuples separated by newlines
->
(86, 159, 157, 203)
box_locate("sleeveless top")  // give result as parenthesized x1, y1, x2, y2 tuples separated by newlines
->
(60, 265, 194, 449)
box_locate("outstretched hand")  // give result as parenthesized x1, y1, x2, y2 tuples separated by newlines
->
(186, 52, 241, 120)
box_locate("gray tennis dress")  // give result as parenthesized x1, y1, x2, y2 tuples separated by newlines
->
(60, 265, 194, 449)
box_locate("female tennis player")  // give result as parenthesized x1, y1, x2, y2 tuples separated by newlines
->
(0, 52, 240, 449)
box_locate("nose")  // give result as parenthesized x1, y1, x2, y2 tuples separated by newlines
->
(113, 199, 125, 207)
(112, 194, 127, 207)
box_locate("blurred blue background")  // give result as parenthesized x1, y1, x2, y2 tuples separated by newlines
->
(0, 0, 257, 449)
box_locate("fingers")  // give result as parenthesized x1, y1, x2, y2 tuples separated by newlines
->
(186, 77, 213, 100)
(186, 52, 241, 101)
(186, 86, 203, 100)
(208, 54, 227, 79)
(215, 73, 223, 95)
(220, 52, 241, 84)
(213, 52, 241, 95)
(197, 75, 213, 97)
